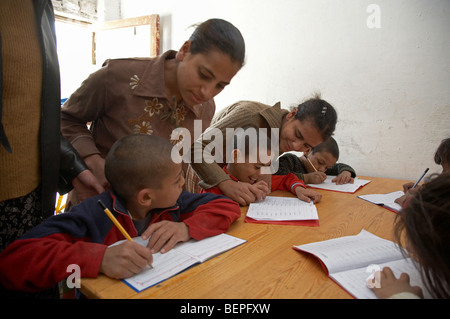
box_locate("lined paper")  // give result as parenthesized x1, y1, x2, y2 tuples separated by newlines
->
(110, 233, 246, 292)
(358, 191, 403, 212)
(307, 176, 371, 193)
(246, 196, 318, 221)
(294, 230, 431, 299)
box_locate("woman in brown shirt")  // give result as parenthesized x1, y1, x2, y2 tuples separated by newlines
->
(61, 19, 245, 201)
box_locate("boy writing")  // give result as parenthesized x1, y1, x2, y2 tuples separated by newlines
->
(275, 137, 356, 185)
(202, 127, 322, 203)
(0, 134, 240, 293)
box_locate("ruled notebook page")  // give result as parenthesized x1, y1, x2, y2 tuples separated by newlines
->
(111, 234, 246, 292)
(307, 176, 371, 193)
(246, 196, 318, 221)
(294, 230, 402, 274)
(294, 230, 432, 299)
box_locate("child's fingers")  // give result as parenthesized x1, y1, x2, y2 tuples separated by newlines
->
(102, 241, 152, 279)
(141, 222, 160, 240)
(297, 193, 311, 203)
(133, 242, 153, 267)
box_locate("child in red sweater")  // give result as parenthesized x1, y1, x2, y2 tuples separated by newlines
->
(202, 127, 321, 204)
(0, 135, 240, 294)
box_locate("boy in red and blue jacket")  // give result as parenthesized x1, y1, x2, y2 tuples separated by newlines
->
(0, 135, 240, 293)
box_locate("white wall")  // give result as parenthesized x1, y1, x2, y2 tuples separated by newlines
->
(114, 0, 450, 181)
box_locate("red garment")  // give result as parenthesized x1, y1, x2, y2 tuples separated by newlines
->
(0, 190, 240, 292)
(201, 167, 306, 195)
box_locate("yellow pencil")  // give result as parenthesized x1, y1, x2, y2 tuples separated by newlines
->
(305, 155, 318, 172)
(99, 200, 134, 241)
(98, 200, 153, 268)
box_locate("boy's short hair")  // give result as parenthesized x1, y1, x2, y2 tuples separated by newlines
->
(105, 134, 175, 200)
(312, 137, 339, 160)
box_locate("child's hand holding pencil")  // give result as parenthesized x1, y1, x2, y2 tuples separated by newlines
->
(99, 241, 153, 279)
(98, 200, 153, 279)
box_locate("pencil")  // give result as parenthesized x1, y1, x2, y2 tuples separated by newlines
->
(305, 155, 318, 172)
(98, 200, 153, 268)
(412, 168, 429, 188)
(99, 200, 134, 241)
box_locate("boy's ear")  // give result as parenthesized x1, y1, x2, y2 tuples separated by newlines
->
(137, 188, 152, 207)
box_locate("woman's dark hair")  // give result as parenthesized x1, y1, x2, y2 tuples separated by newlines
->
(394, 173, 450, 298)
(293, 92, 337, 140)
(189, 18, 246, 67)
(434, 138, 450, 166)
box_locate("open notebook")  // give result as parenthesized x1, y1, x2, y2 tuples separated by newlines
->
(110, 233, 246, 292)
(245, 196, 319, 226)
(357, 190, 403, 212)
(307, 175, 371, 193)
(293, 230, 431, 299)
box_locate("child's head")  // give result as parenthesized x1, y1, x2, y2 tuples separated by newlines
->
(395, 173, 450, 298)
(105, 134, 184, 209)
(226, 127, 273, 184)
(280, 92, 337, 153)
(306, 137, 339, 173)
(434, 138, 450, 173)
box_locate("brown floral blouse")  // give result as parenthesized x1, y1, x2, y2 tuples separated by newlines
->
(61, 50, 215, 161)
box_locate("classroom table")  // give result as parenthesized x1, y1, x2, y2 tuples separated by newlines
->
(80, 176, 411, 299)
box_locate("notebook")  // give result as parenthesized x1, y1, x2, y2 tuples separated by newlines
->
(307, 175, 371, 193)
(245, 196, 319, 226)
(357, 190, 403, 212)
(293, 230, 431, 299)
(110, 233, 246, 292)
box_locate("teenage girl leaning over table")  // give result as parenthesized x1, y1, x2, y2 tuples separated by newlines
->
(60, 18, 245, 205)
(189, 93, 338, 206)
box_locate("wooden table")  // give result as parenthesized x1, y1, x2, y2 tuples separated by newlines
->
(80, 176, 410, 299)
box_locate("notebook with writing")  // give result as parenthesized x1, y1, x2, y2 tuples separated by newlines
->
(293, 230, 431, 299)
(110, 233, 246, 292)
(245, 196, 319, 226)
(357, 191, 403, 212)
(307, 175, 371, 193)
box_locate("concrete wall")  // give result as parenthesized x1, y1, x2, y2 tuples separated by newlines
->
(109, 0, 449, 181)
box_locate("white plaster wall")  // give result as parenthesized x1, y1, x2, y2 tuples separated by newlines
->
(116, 0, 450, 181)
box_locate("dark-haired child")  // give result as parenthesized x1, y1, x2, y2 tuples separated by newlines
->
(0, 135, 240, 293)
(372, 173, 450, 299)
(275, 137, 356, 185)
